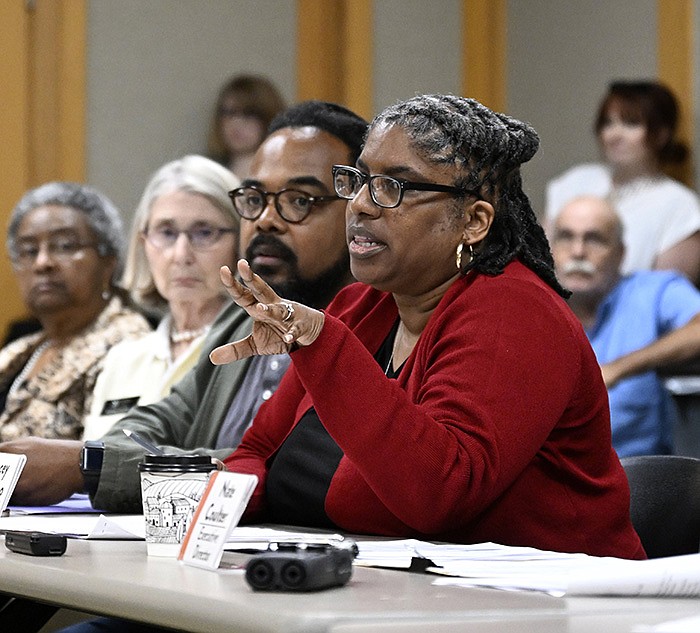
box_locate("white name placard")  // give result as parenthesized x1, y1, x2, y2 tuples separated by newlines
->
(178, 470, 257, 570)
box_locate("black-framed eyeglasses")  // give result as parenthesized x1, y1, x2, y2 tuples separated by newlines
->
(143, 224, 237, 250)
(332, 165, 477, 209)
(228, 186, 342, 224)
(10, 238, 103, 269)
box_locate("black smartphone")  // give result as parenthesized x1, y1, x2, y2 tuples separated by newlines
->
(4, 531, 67, 556)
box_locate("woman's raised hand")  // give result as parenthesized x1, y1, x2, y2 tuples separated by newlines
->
(209, 260, 325, 365)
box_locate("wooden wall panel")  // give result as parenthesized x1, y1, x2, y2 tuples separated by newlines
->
(296, 0, 373, 120)
(0, 0, 86, 339)
(461, 0, 507, 112)
(0, 3, 32, 332)
(657, 0, 694, 186)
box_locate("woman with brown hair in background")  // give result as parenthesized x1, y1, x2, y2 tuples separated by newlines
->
(207, 73, 286, 179)
(546, 80, 700, 284)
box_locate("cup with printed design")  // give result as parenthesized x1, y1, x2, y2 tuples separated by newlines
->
(139, 454, 217, 556)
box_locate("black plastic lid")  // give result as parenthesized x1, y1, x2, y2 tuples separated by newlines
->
(138, 454, 216, 472)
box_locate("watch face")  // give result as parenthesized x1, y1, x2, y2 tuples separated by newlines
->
(82, 443, 104, 472)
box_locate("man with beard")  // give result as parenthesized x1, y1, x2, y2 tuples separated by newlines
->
(552, 195, 700, 456)
(1, 101, 367, 511)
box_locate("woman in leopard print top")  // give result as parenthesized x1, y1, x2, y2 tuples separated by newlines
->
(0, 182, 150, 441)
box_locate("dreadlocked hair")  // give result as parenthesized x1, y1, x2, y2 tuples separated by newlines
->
(373, 94, 570, 298)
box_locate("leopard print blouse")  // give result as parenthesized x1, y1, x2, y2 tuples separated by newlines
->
(0, 297, 151, 441)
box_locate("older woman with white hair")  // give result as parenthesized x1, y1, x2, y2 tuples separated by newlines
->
(0, 182, 151, 441)
(83, 155, 240, 439)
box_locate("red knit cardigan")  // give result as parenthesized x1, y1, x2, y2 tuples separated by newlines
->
(225, 261, 645, 560)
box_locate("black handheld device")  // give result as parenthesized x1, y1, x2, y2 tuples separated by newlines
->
(4, 531, 67, 556)
(245, 540, 356, 592)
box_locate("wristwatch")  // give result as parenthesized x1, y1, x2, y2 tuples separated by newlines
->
(80, 440, 105, 496)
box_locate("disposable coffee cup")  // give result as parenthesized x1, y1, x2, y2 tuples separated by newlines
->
(139, 454, 216, 557)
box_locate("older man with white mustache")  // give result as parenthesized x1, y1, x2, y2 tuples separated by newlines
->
(551, 195, 700, 456)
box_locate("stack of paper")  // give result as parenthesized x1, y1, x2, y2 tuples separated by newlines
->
(345, 539, 700, 598)
(224, 526, 350, 551)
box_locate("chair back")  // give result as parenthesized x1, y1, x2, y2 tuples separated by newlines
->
(620, 454, 700, 559)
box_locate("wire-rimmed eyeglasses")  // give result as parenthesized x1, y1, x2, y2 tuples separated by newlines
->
(143, 224, 237, 250)
(10, 238, 104, 269)
(228, 187, 341, 224)
(332, 165, 478, 209)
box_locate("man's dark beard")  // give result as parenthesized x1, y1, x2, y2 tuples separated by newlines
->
(245, 234, 351, 309)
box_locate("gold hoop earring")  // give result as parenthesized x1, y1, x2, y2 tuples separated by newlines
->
(456, 242, 475, 270)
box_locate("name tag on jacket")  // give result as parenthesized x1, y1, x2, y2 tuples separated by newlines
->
(101, 397, 139, 416)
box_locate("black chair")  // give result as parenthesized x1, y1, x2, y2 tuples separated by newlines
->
(620, 454, 700, 559)
(660, 360, 700, 458)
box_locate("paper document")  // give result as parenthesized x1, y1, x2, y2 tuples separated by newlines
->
(8, 493, 100, 515)
(323, 538, 700, 599)
(0, 513, 144, 539)
(428, 548, 700, 598)
(634, 613, 700, 632)
(350, 539, 418, 568)
(224, 526, 351, 551)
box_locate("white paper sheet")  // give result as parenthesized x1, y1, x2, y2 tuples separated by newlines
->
(0, 513, 144, 539)
(337, 538, 700, 598)
(634, 613, 700, 632)
(8, 493, 100, 515)
(429, 551, 700, 597)
(224, 526, 350, 550)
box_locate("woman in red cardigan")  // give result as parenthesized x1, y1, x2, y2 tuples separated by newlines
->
(212, 94, 645, 560)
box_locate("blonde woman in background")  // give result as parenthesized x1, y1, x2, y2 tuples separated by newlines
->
(207, 74, 286, 179)
(83, 155, 240, 439)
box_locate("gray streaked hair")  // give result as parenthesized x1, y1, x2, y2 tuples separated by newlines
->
(7, 181, 125, 284)
(373, 94, 539, 178)
(371, 94, 568, 298)
(121, 154, 241, 311)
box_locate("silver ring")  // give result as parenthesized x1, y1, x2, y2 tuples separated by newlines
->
(281, 302, 294, 322)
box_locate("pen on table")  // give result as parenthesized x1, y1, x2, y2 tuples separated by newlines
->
(123, 429, 165, 455)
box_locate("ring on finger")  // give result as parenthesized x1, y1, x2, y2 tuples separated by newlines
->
(281, 301, 294, 322)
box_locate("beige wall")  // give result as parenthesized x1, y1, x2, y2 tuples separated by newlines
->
(373, 0, 462, 113)
(86, 0, 468, 221)
(3, 1, 690, 215)
(86, 0, 677, 224)
(507, 0, 658, 216)
(86, 0, 296, 220)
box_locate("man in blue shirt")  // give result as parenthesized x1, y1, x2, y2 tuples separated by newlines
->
(551, 195, 700, 456)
